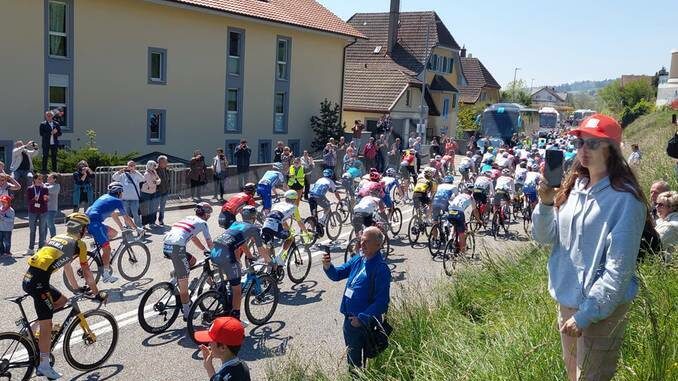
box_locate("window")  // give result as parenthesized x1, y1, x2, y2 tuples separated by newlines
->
(258, 140, 272, 163)
(288, 139, 300, 157)
(146, 109, 166, 145)
(480, 91, 487, 101)
(442, 57, 448, 73)
(148, 47, 167, 84)
(274, 92, 286, 133)
(442, 98, 450, 119)
(224, 140, 240, 164)
(430, 54, 438, 70)
(437, 56, 444, 72)
(447, 58, 453, 73)
(276, 38, 289, 80)
(48, 74, 68, 129)
(226, 89, 239, 132)
(228, 31, 242, 75)
(365, 119, 379, 133)
(405, 89, 411, 106)
(48, 1, 67, 57)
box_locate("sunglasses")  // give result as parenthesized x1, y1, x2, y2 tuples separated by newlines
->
(573, 138, 605, 150)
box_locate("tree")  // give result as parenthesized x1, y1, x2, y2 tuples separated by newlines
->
(310, 99, 343, 151)
(598, 79, 656, 116)
(456, 104, 484, 138)
(500, 79, 532, 106)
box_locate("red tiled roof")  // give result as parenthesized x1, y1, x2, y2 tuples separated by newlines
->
(169, 0, 365, 39)
(343, 62, 420, 112)
(459, 57, 500, 103)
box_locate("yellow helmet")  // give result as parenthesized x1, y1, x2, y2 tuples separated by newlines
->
(66, 212, 90, 229)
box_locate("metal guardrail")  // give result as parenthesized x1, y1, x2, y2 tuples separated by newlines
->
(92, 163, 188, 200)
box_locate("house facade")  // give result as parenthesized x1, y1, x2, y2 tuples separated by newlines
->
(530, 86, 568, 109)
(342, 1, 463, 142)
(458, 48, 501, 106)
(657, 49, 678, 107)
(0, 0, 363, 164)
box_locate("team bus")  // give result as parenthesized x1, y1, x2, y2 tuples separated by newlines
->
(538, 107, 560, 129)
(480, 103, 538, 143)
(571, 109, 596, 125)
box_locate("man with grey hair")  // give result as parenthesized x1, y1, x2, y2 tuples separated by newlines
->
(323, 226, 391, 369)
(650, 180, 670, 218)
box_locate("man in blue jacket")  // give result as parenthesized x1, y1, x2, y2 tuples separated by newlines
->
(322, 226, 391, 369)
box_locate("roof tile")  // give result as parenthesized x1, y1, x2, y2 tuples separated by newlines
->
(459, 57, 500, 103)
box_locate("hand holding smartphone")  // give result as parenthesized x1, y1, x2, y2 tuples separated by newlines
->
(544, 150, 565, 188)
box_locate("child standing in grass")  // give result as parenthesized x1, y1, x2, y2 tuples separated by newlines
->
(45, 173, 61, 238)
(0, 195, 15, 256)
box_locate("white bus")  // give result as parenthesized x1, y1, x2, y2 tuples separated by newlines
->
(538, 107, 560, 129)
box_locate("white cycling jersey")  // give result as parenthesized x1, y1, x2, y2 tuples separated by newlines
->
(515, 167, 528, 184)
(354, 196, 381, 214)
(458, 157, 473, 170)
(270, 201, 298, 221)
(449, 193, 474, 220)
(474, 175, 493, 191)
(524, 172, 541, 188)
(495, 176, 515, 195)
(163, 215, 211, 246)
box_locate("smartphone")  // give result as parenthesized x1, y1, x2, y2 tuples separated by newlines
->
(544, 149, 565, 188)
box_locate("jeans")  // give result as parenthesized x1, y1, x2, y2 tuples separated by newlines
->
(0, 230, 11, 254)
(28, 212, 47, 250)
(343, 316, 367, 368)
(237, 168, 248, 188)
(139, 192, 157, 226)
(72, 183, 94, 212)
(157, 192, 169, 224)
(190, 180, 203, 199)
(213, 172, 226, 198)
(12, 170, 30, 188)
(122, 199, 141, 226)
(45, 210, 58, 238)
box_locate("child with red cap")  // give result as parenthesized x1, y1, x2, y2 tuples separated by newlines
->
(0, 195, 15, 256)
(194, 317, 250, 381)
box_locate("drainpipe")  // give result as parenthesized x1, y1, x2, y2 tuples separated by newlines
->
(339, 38, 358, 133)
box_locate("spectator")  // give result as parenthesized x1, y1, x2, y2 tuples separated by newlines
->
(212, 148, 229, 201)
(388, 137, 401, 169)
(189, 150, 208, 201)
(413, 137, 422, 173)
(194, 317, 250, 381)
(322, 143, 336, 172)
(10, 140, 38, 187)
(322, 226, 391, 369)
(287, 157, 305, 206)
(430, 136, 440, 157)
(328, 137, 337, 150)
(337, 136, 347, 151)
(140, 160, 161, 228)
(650, 180, 670, 219)
(273, 141, 284, 163)
(112, 161, 144, 227)
(44, 173, 60, 238)
(407, 132, 416, 149)
(627, 144, 641, 166)
(351, 120, 364, 141)
(445, 137, 458, 161)
(655, 191, 678, 251)
(300, 150, 315, 199)
(348, 141, 358, 158)
(362, 137, 378, 171)
(0, 195, 14, 256)
(280, 146, 293, 174)
(234, 140, 251, 188)
(155, 155, 171, 226)
(39, 111, 61, 172)
(72, 160, 94, 212)
(0, 160, 6, 174)
(0, 173, 21, 197)
(52, 107, 65, 127)
(376, 135, 388, 173)
(25, 174, 49, 254)
(532, 114, 647, 381)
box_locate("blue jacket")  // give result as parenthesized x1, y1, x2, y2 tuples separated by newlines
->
(324, 252, 391, 326)
(532, 176, 645, 329)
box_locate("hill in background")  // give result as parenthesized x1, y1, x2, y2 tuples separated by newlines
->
(554, 78, 616, 93)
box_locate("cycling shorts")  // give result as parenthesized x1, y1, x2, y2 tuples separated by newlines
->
(22, 267, 62, 320)
(523, 186, 538, 204)
(351, 212, 374, 234)
(261, 212, 290, 244)
(472, 189, 488, 206)
(493, 190, 510, 205)
(431, 202, 448, 220)
(211, 240, 242, 285)
(87, 220, 110, 247)
(163, 244, 192, 279)
(218, 211, 237, 230)
(383, 191, 393, 209)
(309, 195, 330, 215)
(446, 210, 466, 234)
(412, 192, 430, 209)
(514, 183, 524, 194)
(256, 184, 273, 210)
(459, 167, 470, 174)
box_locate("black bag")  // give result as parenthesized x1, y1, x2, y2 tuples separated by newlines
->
(638, 219, 662, 262)
(667, 132, 678, 159)
(362, 268, 392, 359)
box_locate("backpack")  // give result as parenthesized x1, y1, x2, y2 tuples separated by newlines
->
(362, 268, 393, 359)
(666, 132, 678, 159)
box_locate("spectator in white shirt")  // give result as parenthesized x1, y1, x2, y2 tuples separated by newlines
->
(112, 161, 144, 227)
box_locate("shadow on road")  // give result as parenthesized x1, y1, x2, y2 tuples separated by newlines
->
(106, 278, 154, 304)
(141, 328, 185, 348)
(68, 364, 124, 381)
(278, 280, 325, 307)
(239, 320, 292, 361)
(0, 255, 18, 266)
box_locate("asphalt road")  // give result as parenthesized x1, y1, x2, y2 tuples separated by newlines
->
(0, 192, 531, 381)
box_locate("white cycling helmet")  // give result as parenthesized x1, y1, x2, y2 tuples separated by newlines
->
(423, 167, 436, 176)
(272, 162, 283, 171)
(284, 190, 298, 200)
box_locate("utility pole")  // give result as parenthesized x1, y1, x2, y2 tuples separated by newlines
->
(530, 78, 535, 94)
(419, 21, 430, 144)
(512, 67, 521, 102)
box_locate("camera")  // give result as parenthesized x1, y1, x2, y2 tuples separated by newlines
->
(31, 142, 38, 149)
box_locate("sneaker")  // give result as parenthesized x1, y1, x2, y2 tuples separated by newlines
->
(36, 364, 62, 380)
(102, 269, 119, 283)
(25, 249, 34, 255)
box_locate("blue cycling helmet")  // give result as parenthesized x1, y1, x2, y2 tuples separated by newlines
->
(323, 168, 334, 178)
(385, 168, 396, 177)
(107, 182, 123, 196)
(442, 175, 454, 184)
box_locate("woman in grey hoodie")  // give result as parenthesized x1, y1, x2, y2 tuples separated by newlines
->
(532, 114, 647, 381)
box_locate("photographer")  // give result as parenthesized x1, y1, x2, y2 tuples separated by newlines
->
(72, 160, 95, 212)
(10, 140, 38, 187)
(234, 140, 251, 188)
(112, 161, 144, 227)
(212, 148, 229, 202)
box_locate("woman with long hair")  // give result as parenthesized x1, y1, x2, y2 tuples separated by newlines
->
(532, 114, 648, 381)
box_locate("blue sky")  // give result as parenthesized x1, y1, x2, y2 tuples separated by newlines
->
(318, 0, 677, 88)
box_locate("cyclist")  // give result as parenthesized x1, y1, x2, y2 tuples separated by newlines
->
(356, 169, 382, 199)
(494, 169, 515, 219)
(431, 175, 457, 222)
(308, 169, 343, 221)
(471, 150, 483, 173)
(340, 172, 355, 201)
(523, 164, 541, 210)
(482, 146, 495, 164)
(23, 213, 105, 380)
(256, 162, 286, 215)
(351, 186, 388, 238)
(472, 170, 494, 218)
(447, 186, 476, 253)
(412, 167, 438, 223)
(218, 183, 256, 229)
(514, 161, 528, 194)
(458, 151, 475, 182)
(162, 202, 214, 320)
(399, 149, 417, 198)
(261, 190, 309, 266)
(211, 206, 266, 320)
(381, 168, 401, 212)
(86, 181, 139, 283)
(440, 154, 454, 175)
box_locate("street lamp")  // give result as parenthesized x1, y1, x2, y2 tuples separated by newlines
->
(512, 67, 521, 102)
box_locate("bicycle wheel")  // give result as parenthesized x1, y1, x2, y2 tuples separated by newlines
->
(466, 231, 476, 260)
(500, 207, 511, 239)
(62, 252, 103, 293)
(407, 217, 421, 247)
(491, 212, 499, 239)
(388, 208, 403, 237)
(244, 274, 279, 326)
(137, 282, 180, 334)
(63, 309, 118, 371)
(286, 244, 311, 284)
(187, 290, 231, 345)
(303, 217, 319, 246)
(427, 224, 445, 258)
(382, 234, 390, 260)
(116, 242, 151, 281)
(344, 237, 360, 263)
(0, 332, 36, 381)
(335, 202, 349, 224)
(325, 212, 343, 241)
(442, 239, 457, 276)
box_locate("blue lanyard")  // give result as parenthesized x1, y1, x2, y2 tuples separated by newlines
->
(350, 262, 366, 289)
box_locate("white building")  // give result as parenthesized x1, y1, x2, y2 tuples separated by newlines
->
(657, 49, 678, 107)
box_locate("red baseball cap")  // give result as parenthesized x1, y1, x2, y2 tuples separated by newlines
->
(193, 317, 244, 346)
(0, 195, 11, 204)
(568, 114, 622, 145)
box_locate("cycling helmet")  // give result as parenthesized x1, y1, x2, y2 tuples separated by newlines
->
(241, 205, 257, 220)
(435, 155, 442, 161)
(272, 162, 283, 171)
(284, 190, 298, 200)
(341, 172, 353, 180)
(487, 146, 494, 152)
(424, 167, 436, 175)
(442, 175, 455, 184)
(385, 168, 396, 177)
(66, 212, 90, 231)
(195, 202, 213, 216)
(502, 169, 511, 176)
(466, 151, 473, 157)
(531, 164, 539, 171)
(242, 183, 256, 195)
(107, 181, 124, 195)
(322, 168, 334, 178)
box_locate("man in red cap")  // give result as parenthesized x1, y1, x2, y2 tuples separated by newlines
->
(194, 317, 250, 381)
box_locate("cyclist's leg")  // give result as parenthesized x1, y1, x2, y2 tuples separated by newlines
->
(89, 220, 116, 277)
(218, 247, 243, 319)
(456, 215, 467, 252)
(169, 245, 191, 310)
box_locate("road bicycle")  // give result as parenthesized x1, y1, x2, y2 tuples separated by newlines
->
(63, 228, 151, 293)
(490, 192, 512, 240)
(0, 293, 118, 380)
(427, 215, 450, 258)
(522, 200, 534, 236)
(344, 219, 391, 263)
(187, 258, 279, 343)
(407, 205, 430, 247)
(263, 227, 312, 284)
(304, 202, 343, 245)
(511, 192, 524, 222)
(442, 219, 476, 276)
(387, 206, 403, 238)
(334, 196, 353, 224)
(137, 250, 217, 334)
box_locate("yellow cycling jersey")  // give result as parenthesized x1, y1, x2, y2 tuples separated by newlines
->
(413, 178, 436, 194)
(28, 234, 88, 273)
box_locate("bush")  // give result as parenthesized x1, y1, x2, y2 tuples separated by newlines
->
(33, 146, 137, 173)
(621, 99, 655, 127)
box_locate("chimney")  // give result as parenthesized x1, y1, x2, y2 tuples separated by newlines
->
(387, 0, 400, 54)
(460, 45, 466, 58)
(669, 48, 678, 84)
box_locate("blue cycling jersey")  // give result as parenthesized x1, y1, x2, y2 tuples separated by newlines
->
(310, 177, 336, 198)
(259, 171, 284, 188)
(432, 184, 457, 205)
(86, 194, 125, 222)
(216, 221, 262, 248)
